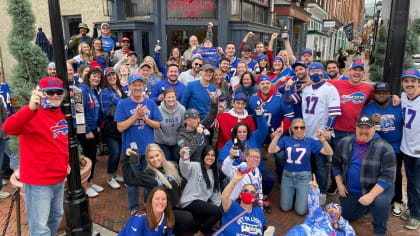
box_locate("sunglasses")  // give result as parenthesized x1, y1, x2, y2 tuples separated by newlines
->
(293, 126, 305, 130)
(46, 90, 64, 96)
(194, 63, 203, 67)
(242, 188, 257, 196)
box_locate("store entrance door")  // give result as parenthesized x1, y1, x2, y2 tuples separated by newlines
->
(166, 26, 218, 56)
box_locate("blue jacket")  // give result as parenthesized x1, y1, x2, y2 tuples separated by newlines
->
(218, 115, 268, 170)
(78, 84, 100, 133)
(118, 213, 173, 236)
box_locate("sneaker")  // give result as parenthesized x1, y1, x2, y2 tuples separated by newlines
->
(401, 209, 410, 221)
(392, 202, 403, 217)
(2, 180, 6, 186)
(115, 175, 124, 183)
(86, 188, 98, 198)
(107, 178, 121, 189)
(404, 218, 420, 230)
(319, 193, 327, 205)
(0, 190, 10, 199)
(263, 201, 272, 213)
(91, 184, 104, 193)
(327, 185, 338, 196)
(264, 226, 275, 236)
(130, 208, 139, 216)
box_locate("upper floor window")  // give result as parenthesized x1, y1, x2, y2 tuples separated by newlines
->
(124, 0, 152, 19)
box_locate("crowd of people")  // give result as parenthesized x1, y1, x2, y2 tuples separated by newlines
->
(1, 21, 419, 236)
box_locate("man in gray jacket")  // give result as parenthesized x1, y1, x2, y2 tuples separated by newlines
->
(178, 55, 202, 86)
(177, 91, 218, 162)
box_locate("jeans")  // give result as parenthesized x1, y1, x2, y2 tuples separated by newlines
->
(0, 139, 6, 190)
(403, 153, 420, 220)
(273, 150, 286, 182)
(184, 200, 221, 234)
(340, 185, 394, 235)
(126, 156, 147, 211)
(102, 135, 121, 176)
(261, 169, 275, 196)
(158, 143, 180, 163)
(311, 152, 328, 194)
(4, 140, 19, 170)
(393, 152, 403, 204)
(329, 130, 354, 190)
(280, 170, 312, 215)
(23, 181, 65, 236)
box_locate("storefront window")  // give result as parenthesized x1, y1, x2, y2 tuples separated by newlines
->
(255, 6, 265, 24)
(124, 0, 152, 19)
(242, 2, 254, 22)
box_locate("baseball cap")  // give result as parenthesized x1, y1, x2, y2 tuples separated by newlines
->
(256, 54, 268, 62)
(233, 93, 247, 101)
(374, 82, 391, 92)
(242, 45, 252, 52)
(308, 62, 324, 71)
(128, 52, 137, 57)
(272, 56, 284, 65)
(104, 67, 115, 76)
(101, 23, 109, 29)
(121, 37, 130, 42)
(356, 115, 375, 127)
(48, 62, 56, 68)
(39, 77, 64, 91)
(349, 61, 365, 70)
(90, 61, 103, 70)
(184, 109, 200, 119)
(401, 68, 420, 80)
(139, 63, 151, 69)
(301, 48, 313, 56)
(201, 63, 214, 72)
(128, 74, 144, 84)
(291, 60, 308, 70)
(258, 75, 271, 83)
(168, 56, 177, 61)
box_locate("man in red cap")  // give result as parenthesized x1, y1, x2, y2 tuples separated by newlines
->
(3, 77, 69, 236)
(111, 37, 133, 65)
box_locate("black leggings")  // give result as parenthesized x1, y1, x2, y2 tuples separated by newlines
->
(173, 208, 196, 235)
(78, 129, 99, 182)
(184, 200, 221, 234)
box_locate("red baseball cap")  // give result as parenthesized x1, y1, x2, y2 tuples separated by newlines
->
(121, 37, 130, 42)
(39, 77, 64, 90)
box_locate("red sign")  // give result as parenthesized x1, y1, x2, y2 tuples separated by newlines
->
(167, 0, 217, 19)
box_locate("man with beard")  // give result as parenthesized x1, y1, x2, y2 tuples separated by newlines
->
(47, 62, 56, 77)
(111, 37, 133, 65)
(361, 82, 404, 218)
(218, 57, 231, 82)
(399, 69, 420, 230)
(151, 64, 185, 104)
(178, 55, 202, 86)
(68, 23, 92, 56)
(326, 60, 349, 80)
(333, 115, 396, 236)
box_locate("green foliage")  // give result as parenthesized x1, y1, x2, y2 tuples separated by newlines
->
(413, 18, 420, 35)
(370, 24, 420, 82)
(7, 0, 49, 154)
(7, 0, 48, 106)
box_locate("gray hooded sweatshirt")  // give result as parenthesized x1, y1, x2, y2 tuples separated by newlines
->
(154, 101, 186, 146)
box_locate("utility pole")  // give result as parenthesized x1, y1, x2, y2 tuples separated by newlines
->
(383, 0, 410, 94)
(47, 0, 92, 235)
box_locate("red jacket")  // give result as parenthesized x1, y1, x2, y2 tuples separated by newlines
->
(3, 105, 69, 185)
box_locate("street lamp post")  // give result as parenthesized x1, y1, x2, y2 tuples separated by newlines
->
(369, 1, 382, 64)
(47, 0, 92, 235)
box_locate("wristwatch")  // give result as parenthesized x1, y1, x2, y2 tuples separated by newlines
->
(324, 127, 333, 131)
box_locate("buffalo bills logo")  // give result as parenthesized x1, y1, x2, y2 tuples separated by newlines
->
(342, 92, 366, 104)
(50, 120, 68, 138)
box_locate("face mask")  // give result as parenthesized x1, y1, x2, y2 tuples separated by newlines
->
(310, 73, 322, 83)
(240, 192, 256, 205)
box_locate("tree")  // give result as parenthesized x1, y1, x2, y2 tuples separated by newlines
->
(7, 0, 49, 153)
(370, 23, 420, 82)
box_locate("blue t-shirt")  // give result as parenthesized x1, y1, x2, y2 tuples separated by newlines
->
(361, 98, 403, 153)
(246, 59, 258, 72)
(118, 213, 173, 236)
(0, 83, 14, 116)
(181, 80, 216, 120)
(115, 97, 162, 155)
(277, 136, 323, 172)
(151, 79, 185, 105)
(100, 36, 115, 53)
(247, 92, 294, 136)
(220, 200, 266, 236)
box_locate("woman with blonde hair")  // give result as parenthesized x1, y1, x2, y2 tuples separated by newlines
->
(67, 42, 93, 70)
(143, 56, 163, 91)
(118, 64, 130, 95)
(123, 143, 196, 235)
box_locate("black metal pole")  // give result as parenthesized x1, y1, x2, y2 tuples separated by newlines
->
(47, 0, 92, 235)
(383, 0, 410, 94)
(369, 10, 381, 64)
(16, 189, 21, 236)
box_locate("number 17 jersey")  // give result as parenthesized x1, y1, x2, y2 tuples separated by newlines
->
(401, 92, 420, 158)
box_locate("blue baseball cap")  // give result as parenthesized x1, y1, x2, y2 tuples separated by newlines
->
(272, 56, 284, 65)
(308, 62, 325, 71)
(301, 48, 313, 56)
(258, 75, 271, 83)
(291, 60, 308, 70)
(128, 74, 144, 84)
(233, 93, 247, 101)
(256, 54, 268, 62)
(401, 68, 420, 80)
(349, 61, 365, 70)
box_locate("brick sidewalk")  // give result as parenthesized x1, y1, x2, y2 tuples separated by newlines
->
(0, 153, 418, 235)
